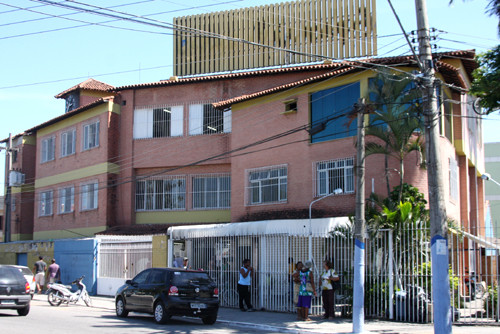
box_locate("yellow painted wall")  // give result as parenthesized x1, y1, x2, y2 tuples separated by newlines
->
(0, 241, 54, 267)
(10, 233, 33, 242)
(37, 104, 111, 137)
(136, 210, 231, 224)
(34, 227, 105, 240)
(152, 235, 168, 268)
(35, 162, 119, 189)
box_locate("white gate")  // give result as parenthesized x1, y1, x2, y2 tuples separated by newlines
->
(96, 236, 153, 296)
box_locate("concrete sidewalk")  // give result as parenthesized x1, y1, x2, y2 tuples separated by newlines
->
(88, 295, 499, 333)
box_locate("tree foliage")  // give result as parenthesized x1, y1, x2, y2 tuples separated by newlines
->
(366, 70, 425, 202)
(366, 183, 429, 238)
(470, 45, 500, 113)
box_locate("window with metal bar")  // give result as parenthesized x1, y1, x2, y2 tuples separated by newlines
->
(247, 165, 287, 205)
(81, 182, 98, 211)
(449, 157, 459, 202)
(192, 174, 231, 209)
(315, 157, 354, 197)
(39, 190, 53, 216)
(203, 104, 224, 134)
(133, 106, 183, 139)
(58, 186, 74, 214)
(61, 129, 76, 157)
(189, 103, 231, 135)
(153, 108, 171, 137)
(41, 136, 55, 163)
(135, 176, 186, 211)
(83, 121, 99, 150)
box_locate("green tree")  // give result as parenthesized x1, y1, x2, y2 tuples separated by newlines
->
(470, 45, 500, 113)
(450, 1, 500, 113)
(365, 184, 430, 290)
(366, 70, 425, 203)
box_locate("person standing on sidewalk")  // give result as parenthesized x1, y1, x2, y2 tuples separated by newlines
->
(33, 256, 47, 294)
(297, 260, 317, 321)
(47, 258, 61, 285)
(292, 261, 304, 319)
(238, 258, 256, 312)
(320, 260, 339, 319)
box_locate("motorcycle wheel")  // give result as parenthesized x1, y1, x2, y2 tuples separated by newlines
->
(82, 291, 92, 307)
(48, 290, 63, 306)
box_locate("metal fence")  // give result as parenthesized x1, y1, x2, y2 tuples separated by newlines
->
(174, 221, 499, 325)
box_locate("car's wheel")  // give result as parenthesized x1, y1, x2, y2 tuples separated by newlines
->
(17, 305, 30, 316)
(153, 301, 170, 324)
(202, 315, 217, 325)
(48, 290, 63, 306)
(115, 297, 129, 318)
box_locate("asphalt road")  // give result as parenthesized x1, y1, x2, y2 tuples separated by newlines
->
(0, 297, 260, 334)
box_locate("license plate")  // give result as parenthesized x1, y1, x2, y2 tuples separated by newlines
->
(190, 303, 206, 309)
(1, 300, 15, 305)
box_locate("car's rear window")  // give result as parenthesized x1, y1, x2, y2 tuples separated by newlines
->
(18, 267, 33, 276)
(0, 267, 19, 280)
(171, 272, 213, 286)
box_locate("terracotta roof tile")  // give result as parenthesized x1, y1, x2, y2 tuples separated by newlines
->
(113, 50, 475, 92)
(213, 50, 476, 109)
(25, 97, 114, 133)
(213, 65, 358, 109)
(55, 78, 115, 98)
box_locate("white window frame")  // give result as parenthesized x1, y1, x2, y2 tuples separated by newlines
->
(314, 157, 354, 197)
(41, 136, 55, 163)
(39, 190, 54, 216)
(81, 181, 99, 211)
(449, 156, 459, 202)
(60, 128, 76, 157)
(133, 105, 183, 139)
(189, 103, 231, 135)
(83, 120, 100, 150)
(246, 165, 287, 205)
(192, 174, 231, 209)
(58, 186, 75, 214)
(135, 176, 186, 211)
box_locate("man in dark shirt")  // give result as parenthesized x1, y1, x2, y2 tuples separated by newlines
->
(33, 256, 47, 294)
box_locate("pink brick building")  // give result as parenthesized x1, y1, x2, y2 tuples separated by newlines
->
(2, 51, 486, 248)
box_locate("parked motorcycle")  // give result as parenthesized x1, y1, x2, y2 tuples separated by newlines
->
(47, 276, 92, 307)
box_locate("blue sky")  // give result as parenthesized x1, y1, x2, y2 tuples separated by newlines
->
(1, 0, 499, 194)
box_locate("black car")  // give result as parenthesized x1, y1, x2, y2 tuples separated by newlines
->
(0, 265, 31, 316)
(115, 268, 219, 324)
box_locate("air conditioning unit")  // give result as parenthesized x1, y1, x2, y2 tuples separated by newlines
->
(9, 171, 25, 187)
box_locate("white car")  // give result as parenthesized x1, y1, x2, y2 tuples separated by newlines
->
(8, 265, 36, 298)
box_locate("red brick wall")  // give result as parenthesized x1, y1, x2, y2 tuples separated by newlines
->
(114, 69, 342, 225)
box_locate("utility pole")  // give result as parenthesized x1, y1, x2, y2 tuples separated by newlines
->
(415, 1, 451, 333)
(4, 133, 13, 243)
(353, 99, 366, 334)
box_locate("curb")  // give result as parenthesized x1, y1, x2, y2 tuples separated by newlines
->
(217, 319, 325, 334)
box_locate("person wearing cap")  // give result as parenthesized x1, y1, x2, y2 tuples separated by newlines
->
(297, 260, 317, 321)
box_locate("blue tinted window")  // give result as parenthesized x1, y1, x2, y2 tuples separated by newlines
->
(310, 82, 360, 143)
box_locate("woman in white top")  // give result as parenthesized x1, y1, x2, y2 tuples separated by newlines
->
(319, 260, 339, 319)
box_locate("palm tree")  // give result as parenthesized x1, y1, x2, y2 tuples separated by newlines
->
(366, 70, 425, 204)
